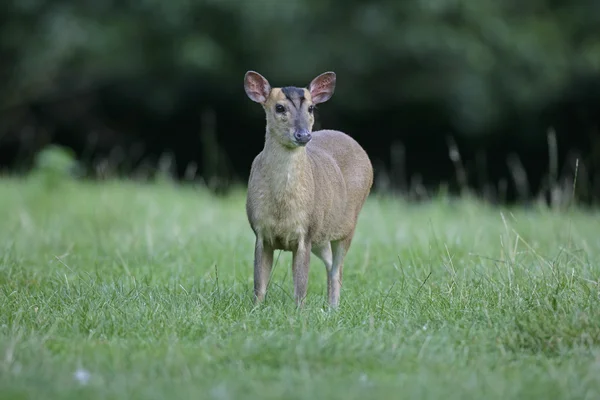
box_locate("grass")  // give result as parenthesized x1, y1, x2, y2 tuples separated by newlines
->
(1, 173, 599, 400)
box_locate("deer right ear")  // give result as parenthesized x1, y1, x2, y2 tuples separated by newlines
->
(244, 71, 271, 104)
(309, 72, 336, 104)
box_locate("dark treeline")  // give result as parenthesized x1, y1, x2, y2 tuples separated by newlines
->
(1, 0, 600, 205)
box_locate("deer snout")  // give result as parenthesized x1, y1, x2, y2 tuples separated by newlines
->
(293, 129, 312, 145)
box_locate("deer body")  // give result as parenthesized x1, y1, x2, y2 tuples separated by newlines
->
(244, 72, 373, 308)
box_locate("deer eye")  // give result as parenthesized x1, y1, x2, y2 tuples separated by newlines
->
(308, 105, 315, 114)
(275, 104, 285, 113)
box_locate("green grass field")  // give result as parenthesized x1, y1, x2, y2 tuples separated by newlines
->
(1, 175, 599, 399)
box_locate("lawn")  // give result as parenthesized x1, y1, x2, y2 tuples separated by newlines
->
(1, 174, 599, 400)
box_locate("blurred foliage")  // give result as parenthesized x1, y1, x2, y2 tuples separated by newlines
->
(34, 144, 76, 173)
(31, 144, 79, 189)
(2, 0, 600, 135)
(1, 0, 600, 204)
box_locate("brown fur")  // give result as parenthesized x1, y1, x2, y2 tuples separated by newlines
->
(244, 71, 373, 308)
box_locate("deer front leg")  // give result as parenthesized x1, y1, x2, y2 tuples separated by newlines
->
(254, 236, 273, 304)
(292, 239, 312, 307)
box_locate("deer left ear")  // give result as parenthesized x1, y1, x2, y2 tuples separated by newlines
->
(309, 72, 336, 104)
(244, 71, 271, 104)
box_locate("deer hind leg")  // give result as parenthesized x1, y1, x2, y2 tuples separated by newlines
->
(329, 233, 354, 308)
(312, 243, 335, 304)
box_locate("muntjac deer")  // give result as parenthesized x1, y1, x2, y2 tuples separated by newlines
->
(244, 70, 373, 308)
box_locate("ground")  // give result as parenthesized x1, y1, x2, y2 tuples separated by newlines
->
(0, 174, 599, 400)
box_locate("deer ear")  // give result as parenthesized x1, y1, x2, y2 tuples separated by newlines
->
(309, 72, 336, 104)
(244, 71, 271, 103)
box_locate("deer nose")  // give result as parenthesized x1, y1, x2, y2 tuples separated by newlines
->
(294, 130, 312, 145)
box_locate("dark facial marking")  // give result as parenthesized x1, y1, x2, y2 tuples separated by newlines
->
(281, 86, 305, 109)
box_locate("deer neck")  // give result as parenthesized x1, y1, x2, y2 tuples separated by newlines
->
(263, 130, 312, 201)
